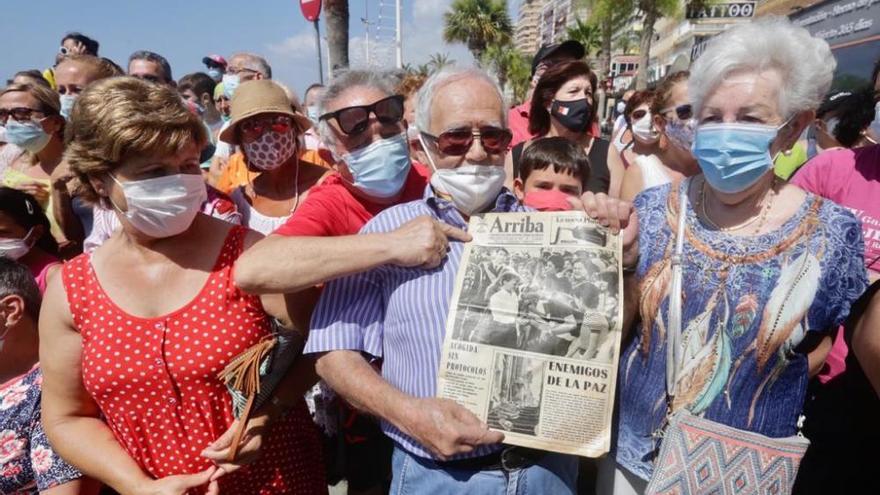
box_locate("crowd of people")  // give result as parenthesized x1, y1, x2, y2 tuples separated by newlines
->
(1, 15, 879, 495)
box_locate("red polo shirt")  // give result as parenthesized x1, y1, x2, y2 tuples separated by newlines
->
(273, 163, 430, 237)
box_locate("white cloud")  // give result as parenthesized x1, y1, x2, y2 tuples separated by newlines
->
(267, 30, 319, 61)
(403, 0, 475, 67)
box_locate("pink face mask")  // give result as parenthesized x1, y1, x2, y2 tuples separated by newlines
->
(522, 189, 575, 211)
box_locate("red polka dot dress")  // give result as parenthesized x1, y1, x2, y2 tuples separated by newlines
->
(62, 227, 326, 494)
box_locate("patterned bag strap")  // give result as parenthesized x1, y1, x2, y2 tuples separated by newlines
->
(666, 179, 690, 404)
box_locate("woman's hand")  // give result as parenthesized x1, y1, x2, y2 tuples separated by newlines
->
(134, 467, 221, 495)
(201, 409, 276, 476)
(14, 180, 50, 204)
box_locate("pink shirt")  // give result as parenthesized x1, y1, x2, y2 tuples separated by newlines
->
(792, 145, 880, 274)
(791, 144, 880, 382)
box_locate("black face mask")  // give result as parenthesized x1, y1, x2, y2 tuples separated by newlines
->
(550, 98, 592, 133)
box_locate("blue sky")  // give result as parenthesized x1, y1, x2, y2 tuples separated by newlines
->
(2, 0, 513, 98)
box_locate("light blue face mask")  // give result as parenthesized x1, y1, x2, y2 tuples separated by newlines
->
(307, 105, 320, 123)
(222, 74, 240, 99)
(207, 68, 223, 82)
(342, 133, 411, 198)
(692, 121, 786, 194)
(59, 94, 77, 121)
(3, 120, 51, 153)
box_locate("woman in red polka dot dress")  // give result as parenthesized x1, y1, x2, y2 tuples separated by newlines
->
(38, 77, 326, 495)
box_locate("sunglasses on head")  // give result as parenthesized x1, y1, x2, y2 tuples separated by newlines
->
(661, 104, 693, 121)
(240, 115, 295, 140)
(0, 107, 45, 124)
(421, 126, 512, 156)
(320, 95, 404, 136)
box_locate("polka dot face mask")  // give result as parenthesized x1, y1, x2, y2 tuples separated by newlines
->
(243, 129, 297, 171)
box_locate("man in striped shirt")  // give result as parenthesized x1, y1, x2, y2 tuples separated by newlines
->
(306, 67, 579, 494)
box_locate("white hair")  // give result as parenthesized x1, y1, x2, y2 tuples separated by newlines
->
(230, 52, 272, 79)
(414, 67, 507, 134)
(689, 17, 835, 118)
(316, 69, 398, 146)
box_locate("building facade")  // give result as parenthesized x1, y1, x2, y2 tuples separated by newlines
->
(515, 0, 548, 55)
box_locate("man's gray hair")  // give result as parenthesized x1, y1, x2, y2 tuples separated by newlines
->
(230, 52, 273, 79)
(128, 50, 173, 82)
(317, 69, 398, 146)
(415, 67, 506, 133)
(0, 258, 41, 321)
(689, 17, 835, 118)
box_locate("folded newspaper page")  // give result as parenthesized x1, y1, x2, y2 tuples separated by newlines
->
(437, 211, 623, 457)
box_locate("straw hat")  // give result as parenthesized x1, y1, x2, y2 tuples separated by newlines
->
(219, 79, 311, 145)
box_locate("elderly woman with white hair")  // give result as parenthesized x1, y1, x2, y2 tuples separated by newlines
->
(593, 17, 868, 494)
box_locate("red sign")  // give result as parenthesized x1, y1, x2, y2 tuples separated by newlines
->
(300, 0, 322, 22)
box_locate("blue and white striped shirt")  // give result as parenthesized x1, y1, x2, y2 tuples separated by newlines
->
(307, 186, 526, 460)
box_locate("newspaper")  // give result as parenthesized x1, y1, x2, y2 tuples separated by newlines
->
(436, 211, 623, 457)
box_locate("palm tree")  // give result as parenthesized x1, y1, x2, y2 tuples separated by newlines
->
(428, 53, 456, 73)
(633, 0, 680, 89)
(443, 0, 513, 64)
(585, 0, 633, 82)
(481, 43, 531, 103)
(566, 19, 601, 58)
(324, 0, 349, 72)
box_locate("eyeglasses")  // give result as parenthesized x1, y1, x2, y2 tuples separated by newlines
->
(240, 115, 295, 140)
(661, 104, 693, 121)
(320, 95, 404, 136)
(0, 107, 45, 124)
(421, 126, 512, 155)
(226, 66, 260, 76)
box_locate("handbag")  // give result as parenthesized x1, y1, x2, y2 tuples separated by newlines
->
(645, 180, 810, 495)
(217, 323, 302, 461)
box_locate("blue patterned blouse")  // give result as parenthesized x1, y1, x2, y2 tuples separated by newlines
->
(0, 366, 82, 493)
(615, 179, 868, 480)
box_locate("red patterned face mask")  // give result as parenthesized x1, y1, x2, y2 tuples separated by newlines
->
(243, 129, 297, 171)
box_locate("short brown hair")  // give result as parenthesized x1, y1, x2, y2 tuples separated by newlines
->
(0, 83, 61, 116)
(397, 73, 427, 99)
(529, 60, 597, 136)
(57, 54, 123, 82)
(623, 90, 656, 127)
(520, 136, 590, 189)
(651, 70, 689, 117)
(65, 77, 207, 204)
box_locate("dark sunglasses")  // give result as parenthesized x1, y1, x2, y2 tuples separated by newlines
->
(421, 126, 512, 156)
(240, 115, 295, 140)
(0, 107, 45, 124)
(630, 108, 650, 121)
(320, 95, 404, 135)
(661, 104, 693, 121)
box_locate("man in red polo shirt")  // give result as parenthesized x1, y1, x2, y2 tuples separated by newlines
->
(234, 69, 468, 495)
(509, 40, 586, 148)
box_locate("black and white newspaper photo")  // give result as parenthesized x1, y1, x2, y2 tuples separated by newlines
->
(437, 211, 623, 457)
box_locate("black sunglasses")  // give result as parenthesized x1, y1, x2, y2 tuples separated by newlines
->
(320, 95, 404, 135)
(421, 126, 512, 156)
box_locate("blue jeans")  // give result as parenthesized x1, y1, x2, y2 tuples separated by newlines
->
(390, 445, 578, 495)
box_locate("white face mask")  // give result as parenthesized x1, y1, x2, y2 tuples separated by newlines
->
(419, 133, 505, 215)
(0, 228, 35, 260)
(109, 173, 207, 238)
(631, 112, 660, 144)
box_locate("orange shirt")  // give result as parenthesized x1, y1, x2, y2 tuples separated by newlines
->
(216, 150, 331, 195)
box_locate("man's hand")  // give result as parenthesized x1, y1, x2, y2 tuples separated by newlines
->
(201, 411, 274, 476)
(570, 192, 639, 269)
(14, 180, 50, 204)
(386, 216, 472, 269)
(398, 397, 504, 460)
(133, 466, 221, 495)
(50, 160, 76, 191)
